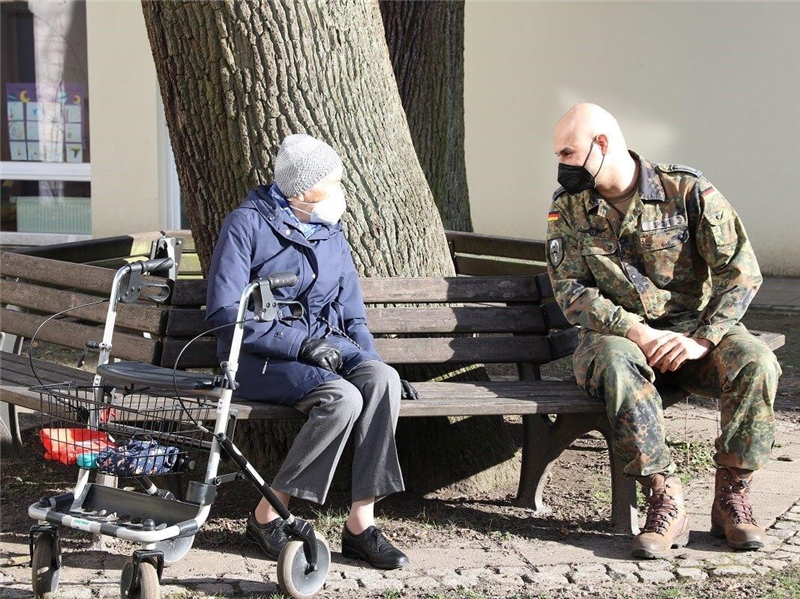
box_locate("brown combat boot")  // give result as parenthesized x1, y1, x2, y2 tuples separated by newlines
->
(631, 474, 691, 559)
(711, 467, 766, 550)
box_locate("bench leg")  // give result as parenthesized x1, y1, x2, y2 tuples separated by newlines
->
(1, 401, 23, 455)
(594, 418, 639, 536)
(1, 333, 24, 455)
(518, 412, 639, 535)
(517, 412, 604, 513)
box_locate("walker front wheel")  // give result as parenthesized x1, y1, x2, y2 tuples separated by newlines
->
(120, 559, 160, 599)
(31, 534, 60, 598)
(277, 534, 330, 599)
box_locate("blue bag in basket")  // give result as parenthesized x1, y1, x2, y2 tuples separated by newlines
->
(96, 437, 180, 476)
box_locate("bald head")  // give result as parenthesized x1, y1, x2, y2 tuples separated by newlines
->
(554, 103, 626, 156)
(553, 103, 635, 195)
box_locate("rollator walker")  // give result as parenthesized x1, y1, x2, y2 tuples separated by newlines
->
(28, 250, 330, 599)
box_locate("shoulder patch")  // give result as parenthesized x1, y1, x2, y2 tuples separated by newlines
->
(700, 185, 716, 197)
(655, 163, 702, 178)
(552, 186, 568, 201)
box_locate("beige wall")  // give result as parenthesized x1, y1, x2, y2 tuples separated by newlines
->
(465, 1, 800, 276)
(86, 0, 159, 237)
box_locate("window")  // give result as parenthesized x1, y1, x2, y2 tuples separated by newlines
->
(1, 0, 91, 242)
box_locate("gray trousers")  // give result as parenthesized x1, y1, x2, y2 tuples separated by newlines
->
(271, 361, 405, 504)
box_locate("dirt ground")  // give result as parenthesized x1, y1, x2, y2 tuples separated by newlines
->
(2, 308, 799, 598)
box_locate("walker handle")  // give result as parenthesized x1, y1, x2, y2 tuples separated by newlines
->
(130, 257, 175, 277)
(263, 272, 298, 291)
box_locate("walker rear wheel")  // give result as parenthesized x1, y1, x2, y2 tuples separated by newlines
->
(120, 559, 160, 599)
(31, 534, 60, 598)
(156, 535, 195, 566)
(277, 534, 330, 599)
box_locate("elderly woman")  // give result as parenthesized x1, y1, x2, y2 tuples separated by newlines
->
(206, 134, 414, 570)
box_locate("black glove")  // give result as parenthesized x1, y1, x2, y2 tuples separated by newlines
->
(400, 379, 418, 400)
(298, 338, 343, 373)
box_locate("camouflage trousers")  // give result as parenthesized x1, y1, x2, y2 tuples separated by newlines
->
(573, 323, 781, 478)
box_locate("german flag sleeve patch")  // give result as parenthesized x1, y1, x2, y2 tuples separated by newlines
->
(548, 211, 560, 223)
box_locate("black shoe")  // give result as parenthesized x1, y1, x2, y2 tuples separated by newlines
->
(245, 514, 287, 560)
(341, 525, 409, 569)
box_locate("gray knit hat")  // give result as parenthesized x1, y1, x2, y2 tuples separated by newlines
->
(274, 134, 343, 197)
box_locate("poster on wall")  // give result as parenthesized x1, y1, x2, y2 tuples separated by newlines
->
(6, 83, 85, 162)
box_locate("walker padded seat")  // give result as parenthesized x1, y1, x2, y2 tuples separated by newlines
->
(97, 362, 221, 392)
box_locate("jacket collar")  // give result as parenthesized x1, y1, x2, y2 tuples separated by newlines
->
(248, 185, 341, 241)
(584, 150, 665, 214)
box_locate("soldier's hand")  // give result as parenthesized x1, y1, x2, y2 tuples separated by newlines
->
(647, 333, 713, 373)
(626, 323, 672, 353)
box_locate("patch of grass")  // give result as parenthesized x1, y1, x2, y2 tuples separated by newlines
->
(667, 439, 716, 485)
(308, 506, 348, 537)
(761, 565, 800, 599)
(651, 585, 685, 599)
(384, 590, 403, 599)
(488, 528, 513, 541)
(591, 488, 612, 505)
(415, 505, 436, 528)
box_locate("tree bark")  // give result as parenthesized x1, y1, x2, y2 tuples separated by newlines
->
(141, 0, 515, 499)
(380, 0, 472, 232)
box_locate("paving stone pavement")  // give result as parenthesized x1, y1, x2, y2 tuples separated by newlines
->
(3, 505, 800, 598)
(2, 459, 799, 597)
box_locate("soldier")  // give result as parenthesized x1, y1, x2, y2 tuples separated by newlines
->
(546, 103, 781, 559)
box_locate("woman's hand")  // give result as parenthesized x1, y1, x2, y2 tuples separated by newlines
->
(400, 380, 418, 400)
(298, 338, 343, 372)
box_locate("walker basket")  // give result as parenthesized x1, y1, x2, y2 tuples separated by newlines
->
(32, 383, 214, 477)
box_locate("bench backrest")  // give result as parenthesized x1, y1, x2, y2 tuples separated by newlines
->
(1, 230, 573, 374)
(0, 252, 170, 364)
(159, 273, 576, 370)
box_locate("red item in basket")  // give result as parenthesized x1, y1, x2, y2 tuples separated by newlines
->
(39, 428, 114, 466)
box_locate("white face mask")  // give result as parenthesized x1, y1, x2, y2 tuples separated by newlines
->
(292, 186, 346, 225)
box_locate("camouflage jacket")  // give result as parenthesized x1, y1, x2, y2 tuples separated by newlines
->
(546, 152, 762, 346)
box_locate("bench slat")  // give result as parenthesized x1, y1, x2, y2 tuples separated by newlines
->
(0, 309, 159, 364)
(752, 330, 785, 351)
(1, 253, 171, 299)
(2, 253, 118, 294)
(368, 306, 549, 334)
(1, 280, 164, 335)
(359, 277, 545, 303)
(19, 230, 195, 262)
(171, 276, 548, 307)
(446, 231, 547, 262)
(160, 335, 555, 369)
(1, 353, 95, 383)
(228, 381, 602, 418)
(453, 256, 547, 277)
(164, 305, 551, 337)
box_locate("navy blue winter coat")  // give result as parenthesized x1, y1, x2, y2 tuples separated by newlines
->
(205, 185, 381, 405)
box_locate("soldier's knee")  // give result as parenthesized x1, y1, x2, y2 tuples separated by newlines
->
(729, 350, 781, 392)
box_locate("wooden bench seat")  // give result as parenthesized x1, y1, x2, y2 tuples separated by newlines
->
(1, 230, 786, 535)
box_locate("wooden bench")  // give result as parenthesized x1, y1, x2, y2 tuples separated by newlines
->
(1, 230, 786, 534)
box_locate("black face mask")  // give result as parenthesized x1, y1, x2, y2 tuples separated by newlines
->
(557, 140, 605, 195)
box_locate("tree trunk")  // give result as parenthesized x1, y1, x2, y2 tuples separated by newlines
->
(380, 0, 472, 232)
(142, 0, 452, 278)
(141, 0, 515, 499)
